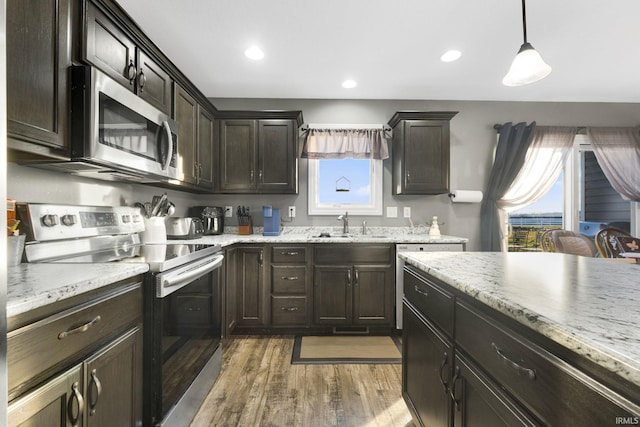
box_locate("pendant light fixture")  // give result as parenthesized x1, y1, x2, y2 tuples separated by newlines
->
(502, 0, 552, 86)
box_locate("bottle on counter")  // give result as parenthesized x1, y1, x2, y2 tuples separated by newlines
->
(429, 216, 441, 238)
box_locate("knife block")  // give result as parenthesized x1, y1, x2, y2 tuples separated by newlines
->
(238, 217, 253, 235)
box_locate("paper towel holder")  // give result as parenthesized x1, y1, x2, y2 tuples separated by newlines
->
(448, 190, 484, 203)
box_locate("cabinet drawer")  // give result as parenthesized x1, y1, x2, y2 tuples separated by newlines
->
(272, 246, 306, 263)
(8, 283, 142, 398)
(272, 266, 307, 294)
(272, 297, 307, 325)
(404, 268, 453, 337)
(455, 301, 640, 426)
(314, 244, 393, 265)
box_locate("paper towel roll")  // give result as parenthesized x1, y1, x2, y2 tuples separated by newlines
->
(449, 190, 483, 203)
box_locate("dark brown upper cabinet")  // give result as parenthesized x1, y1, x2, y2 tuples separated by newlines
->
(83, 1, 173, 115)
(7, 0, 72, 159)
(174, 84, 215, 190)
(388, 111, 458, 195)
(217, 111, 303, 194)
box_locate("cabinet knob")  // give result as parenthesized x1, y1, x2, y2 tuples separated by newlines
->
(126, 59, 136, 84)
(138, 68, 146, 92)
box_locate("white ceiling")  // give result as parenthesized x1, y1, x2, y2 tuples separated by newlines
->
(116, 0, 640, 103)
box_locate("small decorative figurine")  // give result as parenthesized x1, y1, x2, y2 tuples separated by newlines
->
(429, 216, 441, 238)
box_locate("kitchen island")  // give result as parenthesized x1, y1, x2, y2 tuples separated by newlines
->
(400, 251, 640, 426)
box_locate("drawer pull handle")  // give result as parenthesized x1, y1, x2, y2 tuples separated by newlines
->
(281, 276, 299, 281)
(491, 342, 536, 380)
(89, 369, 103, 416)
(68, 381, 84, 427)
(438, 351, 449, 392)
(449, 365, 461, 411)
(282, 251, 299, 256)
(414, 285, 428, 297)
(58, 316, 101, 340)
(281, 307, 299, 312)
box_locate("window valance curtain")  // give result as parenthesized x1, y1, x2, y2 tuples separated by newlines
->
(300, 128, 389, 160)
(587, 127, 640, 202)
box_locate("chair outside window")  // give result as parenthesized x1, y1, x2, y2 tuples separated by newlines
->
(550, 230, 597, 257)
(595, 227, 633, 258)
(539, 229, 556, 252)
(509, 229, 533, 252)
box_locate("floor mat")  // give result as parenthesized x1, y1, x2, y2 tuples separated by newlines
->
(291, 335, 402, 364)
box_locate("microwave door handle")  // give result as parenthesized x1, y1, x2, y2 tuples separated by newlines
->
(161, 120, 173, 171)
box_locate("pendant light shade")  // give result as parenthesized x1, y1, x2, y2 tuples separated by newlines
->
(502, 0, 551, 86)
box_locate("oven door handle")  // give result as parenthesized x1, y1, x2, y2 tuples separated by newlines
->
(161, 254, 224, 295)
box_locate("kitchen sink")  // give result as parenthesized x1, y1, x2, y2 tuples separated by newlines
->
(310, 233, 389, 239)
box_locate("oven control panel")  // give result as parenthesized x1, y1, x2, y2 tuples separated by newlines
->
(17, 203, 145, 242)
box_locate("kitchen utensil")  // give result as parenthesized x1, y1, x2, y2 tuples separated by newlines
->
(135, 203, 148, 218)
(151, 193, 168, 217)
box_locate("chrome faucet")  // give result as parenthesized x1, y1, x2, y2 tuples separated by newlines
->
(337, 211, 349, 234)
(362, 220, 367, 235)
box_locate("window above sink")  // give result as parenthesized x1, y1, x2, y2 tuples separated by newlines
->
(307, 158, 383, 216)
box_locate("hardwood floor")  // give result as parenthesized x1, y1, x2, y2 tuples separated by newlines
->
(190, 335, 414, 427)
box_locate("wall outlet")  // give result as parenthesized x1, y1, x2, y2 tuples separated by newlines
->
(386, 206, 398, 218)
(224, 206, 233, 218)
(288, 206, 296, 218)
(403, 207, 411, 218)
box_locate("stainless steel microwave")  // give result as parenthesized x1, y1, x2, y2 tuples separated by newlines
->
(63, 65, 179, 182)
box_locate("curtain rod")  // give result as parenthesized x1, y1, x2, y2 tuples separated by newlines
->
(492, 124, 587, 134)
(302, 123, 392, 131)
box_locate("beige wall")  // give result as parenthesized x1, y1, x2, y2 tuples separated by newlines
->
(8, 98, 640, 250)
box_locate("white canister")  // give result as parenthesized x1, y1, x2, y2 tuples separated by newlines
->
(141, 217, 167, 243)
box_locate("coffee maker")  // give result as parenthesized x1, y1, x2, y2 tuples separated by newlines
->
(189, 206, 224, 235)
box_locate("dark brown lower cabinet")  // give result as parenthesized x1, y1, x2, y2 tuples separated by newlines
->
(402, 302, 452, 427)
(235, 246, 268, 328)
(8, 327, 142, 427)
(452, 354, 538, 427)
(403, 265, 640, 427)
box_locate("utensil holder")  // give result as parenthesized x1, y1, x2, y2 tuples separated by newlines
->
(141, 217, 167, 243)
(238, 217, 253, 235)
(7, 234, 25, 266)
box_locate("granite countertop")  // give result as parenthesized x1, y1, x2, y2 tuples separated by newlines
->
(7, 263, 149, 318)
(171, 226, 469, 246)
(399, 251, 640, 388)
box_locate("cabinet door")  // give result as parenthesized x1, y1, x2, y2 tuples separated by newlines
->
(403, 303, 452, 427)
(83, 327, 143, 427)
(223, 248, 237, 337)
(7, 0, 71, 154)
(452, 355, 539, 427)
(353, 265, 393, 325)
(84, 1, 136, 89)
(313, 266, 352, 324)
(258, 120, 297, 193)
(236, 247, 267, 326)
(174, 85, 198, 184)
(8, 364, 84, 427)
(137, 50, 173, 115)
(197, 105, 215, 189)
(220, 120, 257, 192)
(399, 120, 450, 194)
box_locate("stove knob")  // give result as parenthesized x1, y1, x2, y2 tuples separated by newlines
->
(132, 215, 141, 223)
(122, 214, 131, 223)
(61, 214, 77, 226)
(41, 214, 59, 227)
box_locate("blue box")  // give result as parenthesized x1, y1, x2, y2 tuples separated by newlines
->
(263, 206, 281, 236)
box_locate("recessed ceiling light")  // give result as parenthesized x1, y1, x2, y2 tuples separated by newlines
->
(440, 50, 462, 63)
(244, 46, 264, 60)
(342, 79, 357, 89)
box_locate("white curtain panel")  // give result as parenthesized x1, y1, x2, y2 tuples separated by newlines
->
(501, 126, 577, 212)
(301, 128, 389, 160)
(588, 127, 640, 202)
